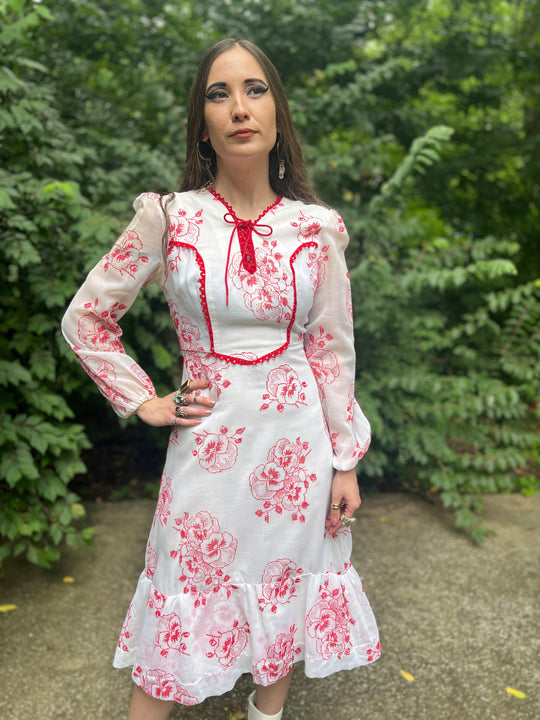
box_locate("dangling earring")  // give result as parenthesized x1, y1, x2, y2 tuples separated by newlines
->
(276, 139, 286, 180)
(197, 140, 214, 184)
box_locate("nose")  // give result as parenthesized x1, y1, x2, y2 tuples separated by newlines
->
(231, 92, 250, 122)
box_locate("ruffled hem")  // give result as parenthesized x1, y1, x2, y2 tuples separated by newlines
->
(113, 565, 380, 705)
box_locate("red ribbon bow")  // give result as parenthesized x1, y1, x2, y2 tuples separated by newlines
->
(223, 213, 273, 305)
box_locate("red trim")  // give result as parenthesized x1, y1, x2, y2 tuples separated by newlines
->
(207, 186, 283, 223)
(170, 240, 317, 366)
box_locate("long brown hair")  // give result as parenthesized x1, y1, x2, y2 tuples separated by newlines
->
(159, 39, 322, 251)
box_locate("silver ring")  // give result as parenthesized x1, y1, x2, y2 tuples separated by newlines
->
(341, 515, 356, 528)
(175, 407, 188, 419)
(172, 417, 178, 425)
(192, 394, 198, 404)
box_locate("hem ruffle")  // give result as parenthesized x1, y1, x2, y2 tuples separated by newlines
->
(113, 565, 380, 705)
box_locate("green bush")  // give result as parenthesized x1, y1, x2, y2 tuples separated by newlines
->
(0, 0, 97, 566)
(348, 132, 539, 540)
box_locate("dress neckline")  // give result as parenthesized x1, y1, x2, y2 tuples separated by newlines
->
(206, 186, 283, 224)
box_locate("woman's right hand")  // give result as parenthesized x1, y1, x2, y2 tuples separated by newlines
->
(135, 379, 215, 427)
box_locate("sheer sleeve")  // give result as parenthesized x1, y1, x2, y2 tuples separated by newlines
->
(303, 209, 371, 471)
(61, 193, 166, 417)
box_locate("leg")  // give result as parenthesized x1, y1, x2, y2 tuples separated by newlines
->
(127, 684, 175, 720)
(254, 667, 294, 715)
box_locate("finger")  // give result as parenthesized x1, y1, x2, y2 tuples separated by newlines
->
(174, 404, 213, 420)
(327, 500, 343, 532)
(184, 378, 210, 391)
(170, 411, 204, 427)
(188, 391, 215, 409)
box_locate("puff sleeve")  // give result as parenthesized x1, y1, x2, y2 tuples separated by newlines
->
(303, 209, 371, 471)
(61, 193, 166, 417)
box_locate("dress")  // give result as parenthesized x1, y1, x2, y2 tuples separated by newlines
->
(61, 187, 380, 704)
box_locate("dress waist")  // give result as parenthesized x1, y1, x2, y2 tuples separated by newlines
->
(182, 337, 306, 367)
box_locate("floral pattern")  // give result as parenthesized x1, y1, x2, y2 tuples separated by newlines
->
(253, 625, 300, 685)
(304, 326, 340, 397)
(78, 356, 127, 411)
(103, 229, 149, 278)
(192, 426, 245, 473)
(131, 363, 155, 395)
(366, 641, 382, 662)
(77, 299, 126, 352)
(250, 437, 317, 523)
(260, 364, 307, 412)
(184, 351, 231, 397)
(305, 242, 329, 290)
(167, 208, 204, 271)
(154, 474, 173, 527)
(259, 558, 303, 613)
(170, 511, 238, 606)
(155, 612, 190, 657)
(145, 541, 157, 579)
(345, 284, 353, 325)
(117, 602, 135, 652)
(206, 619, 250, 667)
(228, 238, 293, 323)
(306, 579, 355, 660)
(291, 211, 323, 242)
(133, 666, 198, 705)
(147, 589, 167, 617)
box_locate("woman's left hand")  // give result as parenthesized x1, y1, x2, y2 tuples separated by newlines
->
(325, 468, 361, 535)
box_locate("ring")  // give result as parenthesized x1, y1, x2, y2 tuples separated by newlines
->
(192, 394, 198, 404)
(172, 417, 177, 425)
(175, 407, 188, 419)
(330, 503, 341, 510)
(174, 380, 190, 404)
(175, 393, 189, 406)
(340, 515, 356, 528)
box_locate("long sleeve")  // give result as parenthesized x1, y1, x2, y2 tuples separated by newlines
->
(61, 193, 166, 417)
(303, 209, 371, 471)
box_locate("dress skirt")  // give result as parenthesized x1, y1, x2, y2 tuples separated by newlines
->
(112, 340, 380, 704)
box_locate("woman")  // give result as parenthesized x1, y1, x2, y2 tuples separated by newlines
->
(62, 38, 380, 720)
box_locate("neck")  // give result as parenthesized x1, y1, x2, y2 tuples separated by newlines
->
(213, 158, 277, 221)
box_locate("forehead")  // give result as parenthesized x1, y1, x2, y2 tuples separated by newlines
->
(207, 46, 268, 86)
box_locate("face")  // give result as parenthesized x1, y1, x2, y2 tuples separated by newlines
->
(201, 46, 278, 168)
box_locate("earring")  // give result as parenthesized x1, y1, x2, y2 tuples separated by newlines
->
(197, 140, 214, 183)
(276, 140, 286, 180)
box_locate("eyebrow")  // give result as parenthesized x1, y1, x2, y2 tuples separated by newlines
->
(205, 78, 268, 93)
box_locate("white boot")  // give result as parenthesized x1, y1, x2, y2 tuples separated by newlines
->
(247, 690, 284, 720)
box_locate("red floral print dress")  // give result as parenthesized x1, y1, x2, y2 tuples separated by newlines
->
(62, 188, 380, 704)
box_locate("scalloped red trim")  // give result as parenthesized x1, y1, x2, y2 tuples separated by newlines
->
(171, 240, 317, 366)
(206, 186, 283, 223)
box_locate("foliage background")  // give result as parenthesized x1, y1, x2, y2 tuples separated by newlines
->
(1, 0, 538, 565)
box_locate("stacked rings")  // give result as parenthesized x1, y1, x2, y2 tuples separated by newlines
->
(173, 380, 191, 424)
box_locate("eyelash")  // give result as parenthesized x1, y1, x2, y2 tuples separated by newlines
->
(205, 85, 269, 101)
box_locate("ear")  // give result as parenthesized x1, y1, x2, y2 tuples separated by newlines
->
(201, 129, 210, 142)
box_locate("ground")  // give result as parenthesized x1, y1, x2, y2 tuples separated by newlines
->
(0, 492, 538, 720)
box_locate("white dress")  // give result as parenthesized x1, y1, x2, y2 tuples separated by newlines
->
(61, 187, 380, 705)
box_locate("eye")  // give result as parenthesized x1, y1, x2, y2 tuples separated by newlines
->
(248, 84, 269, 97)
(205, 89, 228, 101)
